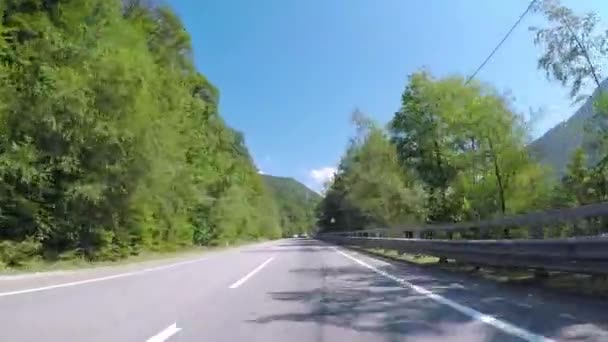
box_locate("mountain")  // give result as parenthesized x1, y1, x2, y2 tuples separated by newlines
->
(530, 79, 608, 176)
(262, 175, 322, 236)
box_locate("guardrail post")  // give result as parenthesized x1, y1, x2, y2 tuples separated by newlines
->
(440, 231, 450, 262)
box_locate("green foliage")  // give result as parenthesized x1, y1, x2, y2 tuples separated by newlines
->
(555, 94, 608, 209)
(318, 72, 552, 234)
(0, 239, 41, 267)
(390, 72, 550, 222)
(317, 170, 372, 232)
(318, 112, 425, 232)
(0, 0, 283, 265)
(343, 113, 425, 226)
(557, 148, 592, 206)
(529, 1, 608, 177)
(530, 1, 608, 237)
(262, 175, 321, 236)
(530, 0, 605, 99)
(528, 94, 595, 178)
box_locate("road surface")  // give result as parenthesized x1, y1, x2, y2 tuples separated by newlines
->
(1, 239, 607, 341)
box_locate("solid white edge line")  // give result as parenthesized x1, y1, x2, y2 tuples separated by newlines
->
(229, 256, 275, 289)
(0, 257, 209, 298)
(146, 322, 181, 342)
(333, 247, 555, 342)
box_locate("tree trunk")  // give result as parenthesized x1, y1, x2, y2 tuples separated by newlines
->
(488, 137, 506, 214)
(564, 21, 602, 88)
(433, 139, 449, 219)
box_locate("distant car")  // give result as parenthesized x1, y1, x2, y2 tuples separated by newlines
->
(292, 234, 299, 238)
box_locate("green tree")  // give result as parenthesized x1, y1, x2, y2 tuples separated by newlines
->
(342, 113, 425, 227)
(317, 113, 424, 232)
(530, 0, 605, 99)
(530, 1, 608, 214)
(389, 72, 462, 222)
(0, 0, 284, 266)
(390, 71, 551, 227)
(316, 162, 371, 232)
(263, 175, 321, 237)
(559, 148, 592, 205)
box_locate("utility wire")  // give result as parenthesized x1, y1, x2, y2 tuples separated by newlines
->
(465, 0, 538, 84)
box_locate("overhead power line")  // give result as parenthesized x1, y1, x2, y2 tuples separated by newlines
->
(465, 0, 538, 84)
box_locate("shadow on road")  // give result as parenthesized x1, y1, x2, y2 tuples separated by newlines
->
(250, 264, 507, 341)
(243, 239, 334, 254)
(249, 239, 608, 342)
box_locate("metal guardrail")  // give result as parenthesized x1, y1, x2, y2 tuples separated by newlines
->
(321, 201, 608, 237)
(321, 236, 608, 274)
(317, 202, 608, 274)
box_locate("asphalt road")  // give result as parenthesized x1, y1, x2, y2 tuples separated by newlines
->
(1, 239, 607, 342)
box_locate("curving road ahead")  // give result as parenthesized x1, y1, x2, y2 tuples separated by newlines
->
(1, 239, 607, 341)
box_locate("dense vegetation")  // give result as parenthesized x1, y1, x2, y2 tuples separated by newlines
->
(3, 0, 608, 268)
(0, 0, 319, 268)
(318, 75, 551, 237)
(530, 79, 608, 177)
(317, 0, 608, 238)
(262, 175, 321, 237)
(528, 0, 608, 177)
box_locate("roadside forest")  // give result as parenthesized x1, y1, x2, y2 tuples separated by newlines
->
(0, 0, 304, 267)
(317, 0, 608, 238)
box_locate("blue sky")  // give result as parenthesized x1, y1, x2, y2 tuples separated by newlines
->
(168, 0, 608, 191)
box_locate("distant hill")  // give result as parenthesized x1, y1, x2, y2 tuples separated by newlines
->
(262, 175, 321, 236)
(529, 79, 608, 176)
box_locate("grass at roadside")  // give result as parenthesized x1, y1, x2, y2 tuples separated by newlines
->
(0, 239, 269, 275)
(366, 248, 440, 265)
(357, 247, 608, 297)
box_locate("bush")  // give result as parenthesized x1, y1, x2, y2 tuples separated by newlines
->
(0, 239, 42, 267)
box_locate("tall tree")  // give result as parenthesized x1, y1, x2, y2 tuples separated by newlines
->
(560, 148, 592, 206)
(0, 0, 285, 266)
(389, 72, 462, 222)
(531, 1, 608, 211)
(530, 0, 606, 99)
(390, 71, 551, 225)
(343, 113, 425, 227)
(318, 112, 424, 232)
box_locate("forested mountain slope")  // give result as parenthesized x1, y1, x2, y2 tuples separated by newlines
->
(262, 175, 321, 236)
(0, 0, 284, 267)
(530, 79, 608, 176)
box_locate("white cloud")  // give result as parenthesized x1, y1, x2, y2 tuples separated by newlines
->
(258, 169, 265, 175)
(309, 167, 336, 185)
